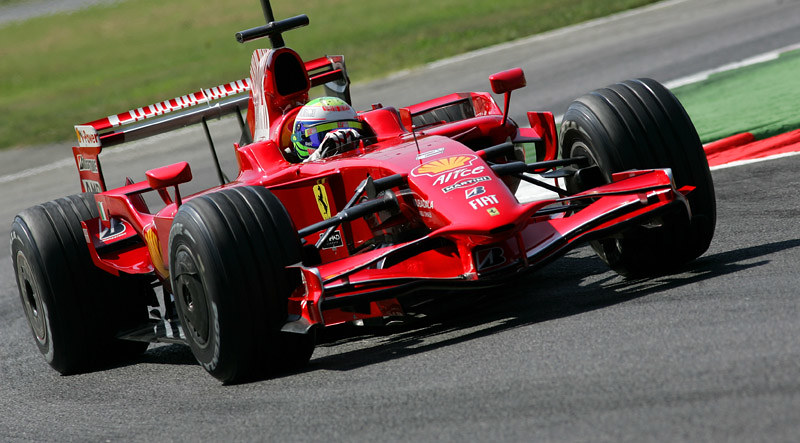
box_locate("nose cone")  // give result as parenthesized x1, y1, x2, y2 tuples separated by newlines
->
(407, 151, 525, 240)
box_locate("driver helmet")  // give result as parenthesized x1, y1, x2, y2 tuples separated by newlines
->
(291, 97, 363, 160)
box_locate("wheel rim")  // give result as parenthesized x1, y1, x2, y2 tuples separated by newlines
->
(570, 141, 604, 176)
(15, 251, 47, 344)
(566, 138, 626, 261)
(174, 247, 211, 347)
(565, 139, 611, 193)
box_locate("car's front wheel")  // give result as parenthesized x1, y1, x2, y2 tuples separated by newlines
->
(560, 78, 716, 276)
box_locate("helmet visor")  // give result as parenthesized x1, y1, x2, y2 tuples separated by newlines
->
(299, 120, 363, 149)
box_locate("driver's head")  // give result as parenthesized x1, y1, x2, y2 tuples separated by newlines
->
(292, 97, 362, 160)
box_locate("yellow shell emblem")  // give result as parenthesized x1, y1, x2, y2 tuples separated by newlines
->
(144, 227, 169, 278)
(413, 155, 475, 176)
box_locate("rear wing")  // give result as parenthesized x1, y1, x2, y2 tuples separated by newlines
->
(72, 55, 350, 193)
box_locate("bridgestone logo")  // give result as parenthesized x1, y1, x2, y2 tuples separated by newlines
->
(442, 176, 491, 193)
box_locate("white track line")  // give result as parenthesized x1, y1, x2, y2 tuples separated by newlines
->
(517, 41, 800, 203)
(516, 148, 800, 203)
(709, 150, 800, 171)
(0, 158, 74, 184)
(0, 129, 182, 184)
(664, 42, 800, 89)
(395, 0, 692, 76)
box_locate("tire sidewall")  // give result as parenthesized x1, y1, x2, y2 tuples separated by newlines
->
(9, 211, 92, 373)
(11, 223, 57, 364)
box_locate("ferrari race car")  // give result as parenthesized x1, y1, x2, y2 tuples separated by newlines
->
(11, 1, 715, 383)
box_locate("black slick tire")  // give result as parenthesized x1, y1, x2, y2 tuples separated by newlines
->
(168, 186, 313, 384)
(10, 193, 150, 374)
(559, 78, 716, 276)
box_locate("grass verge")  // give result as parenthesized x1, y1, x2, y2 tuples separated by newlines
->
(674, 49, 800, 144)
(0, 0, 659, 149)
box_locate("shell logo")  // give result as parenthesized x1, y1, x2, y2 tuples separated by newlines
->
(412, 154, 476, 177)
(144, 227, 169, 278)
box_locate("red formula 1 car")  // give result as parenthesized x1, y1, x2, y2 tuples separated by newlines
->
(11, 1, 715, 383)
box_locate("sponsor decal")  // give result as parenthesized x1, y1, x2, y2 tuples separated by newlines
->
(99, 218, 128, 243)
(144, 227, 169, 277)
(487, 207, 500, 216)
(321, 105, 350, 112)
(441, 176, 491, 194)
(320, 230, 344, 250)
(415, 199, 434, 210)
(74, 125, 101, 147)
(415, 147, 445, 160)
(465, 186, 485, 199)
(82, 179, 102, 193)
(77, 155, 98, 173)
(469, 194, 499, 210)
(477, 247, 507, 270)
(313, 180, 332, 220)
(433, 166, 486, 186)
(106, 80, 251, 128)
(411, 154, 477, 177)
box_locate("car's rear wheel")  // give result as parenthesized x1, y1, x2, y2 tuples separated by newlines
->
(10, 193, 151, 374)
(559, 78, 716, 276)
(168, 186, 313, 384)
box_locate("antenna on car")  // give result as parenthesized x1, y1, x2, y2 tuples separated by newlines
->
(258, 0, 283, 48)
(260, 0, 276, 22)
(411, 126, 422, 160)
(236, 0, 309, 48)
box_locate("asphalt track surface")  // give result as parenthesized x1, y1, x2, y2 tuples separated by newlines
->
(1, 0, 799, 440)
(0, 0, 121, 25)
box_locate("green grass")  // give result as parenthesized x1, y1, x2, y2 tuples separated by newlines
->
(0, 0, 659, 149)
(674, 49, 800, 144)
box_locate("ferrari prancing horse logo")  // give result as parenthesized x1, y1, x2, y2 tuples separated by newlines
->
(313, 180, 331, 220)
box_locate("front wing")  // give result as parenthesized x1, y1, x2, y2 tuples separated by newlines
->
(284, 169, 690, 332)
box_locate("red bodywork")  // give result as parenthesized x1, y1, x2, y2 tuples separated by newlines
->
(70, 39, 690, 338)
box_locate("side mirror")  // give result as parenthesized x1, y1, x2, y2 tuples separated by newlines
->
(489, 68, 526, 94)
(489, 68, 526, 126)
(146, 161, 192, 207)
